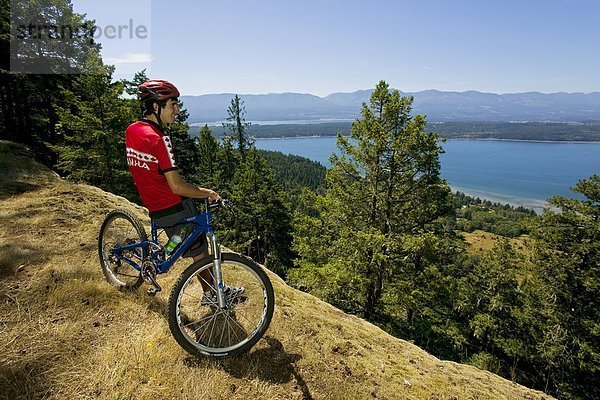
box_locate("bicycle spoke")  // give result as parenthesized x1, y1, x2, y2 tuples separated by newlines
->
(183, 315, 214, 333)
(218, 317, 226, 348)
(181, 291, 202, 302)
(115, 272, 139, 278)
(182, 311, 215, 328)
(190, 312, 219, 335)
(223, 311, 248, 339)
(99, 210, 146, 290)
(168, 255, 274, 356)
(197, 274, 216, 293)
(206, 311, 219, 345)
(194, 317, 215, 343)
(234, 307, 260, 328)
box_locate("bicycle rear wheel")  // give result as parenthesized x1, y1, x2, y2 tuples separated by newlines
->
(168, 253, 274, 357)
(98, 209, 147, 290)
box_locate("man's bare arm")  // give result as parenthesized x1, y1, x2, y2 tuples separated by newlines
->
(164, 170, 220, 201)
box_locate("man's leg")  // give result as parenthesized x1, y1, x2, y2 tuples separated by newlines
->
(194, 248, 213, 293)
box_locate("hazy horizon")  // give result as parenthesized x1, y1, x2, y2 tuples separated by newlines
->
(179, 88, 600, 97)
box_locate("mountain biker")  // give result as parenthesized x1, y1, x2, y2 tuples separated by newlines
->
(125, 79, 242, 302)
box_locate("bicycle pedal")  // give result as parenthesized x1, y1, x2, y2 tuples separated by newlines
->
(147, 287, 161, 296)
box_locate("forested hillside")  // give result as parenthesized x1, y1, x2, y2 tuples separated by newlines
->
(196, 120, 600, 142)
(258, 150, 326, 192)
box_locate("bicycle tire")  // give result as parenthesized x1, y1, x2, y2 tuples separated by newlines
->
(168, 253, 275, 357)
(98, 209, 147, 290)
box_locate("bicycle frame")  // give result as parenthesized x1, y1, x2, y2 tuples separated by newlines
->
(111, 199, 216, 275)
(110, 199, 228, 307)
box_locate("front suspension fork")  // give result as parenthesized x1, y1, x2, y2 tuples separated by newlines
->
(208, 232, 226, 308)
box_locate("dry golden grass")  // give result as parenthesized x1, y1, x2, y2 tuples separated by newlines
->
(0, 142, 553, 400)
(460, 230, 529, 256)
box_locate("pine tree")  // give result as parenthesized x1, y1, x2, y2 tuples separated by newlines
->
(193, 100, 294, 276)
(167, 104, 200, 182)
(292, 81, 456, 324)
(463, 240, 535, 380)
(51, 61, 136, 198)
(224, 95, 253, 158)
(195, 124, 220, 189)
(0, 0, 100, 165)
(527, 175, 600, 398)
(223, 148, 293, 276)
(123, 69, 149, 96)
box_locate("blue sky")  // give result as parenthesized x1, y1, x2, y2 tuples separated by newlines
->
(73, 0, 600, 96)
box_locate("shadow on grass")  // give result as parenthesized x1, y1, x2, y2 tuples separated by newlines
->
(142, 292, 169, 318)
(0, 181, 41, 200)
(0, 359, 52, 400)
(183, 336, 313, 400)
(0, 243, 48, 280)
(138, 287, 313, 398)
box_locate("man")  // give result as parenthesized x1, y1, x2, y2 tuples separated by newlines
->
(125, 79, 242, 302)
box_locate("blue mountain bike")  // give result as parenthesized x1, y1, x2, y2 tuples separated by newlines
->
(98, 198, 274, 357)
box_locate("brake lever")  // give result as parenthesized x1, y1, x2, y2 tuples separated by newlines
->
(208, 198, 234, 210)
(221, 199, 234, 209)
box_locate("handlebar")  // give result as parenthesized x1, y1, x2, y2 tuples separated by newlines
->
(204, 196, 233, 211)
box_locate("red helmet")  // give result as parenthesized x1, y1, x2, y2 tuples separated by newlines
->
(138, 79, 180, 102)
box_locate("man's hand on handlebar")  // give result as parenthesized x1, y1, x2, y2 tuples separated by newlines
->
(206, 193, 234, 210)
(206, 189, 221, 202)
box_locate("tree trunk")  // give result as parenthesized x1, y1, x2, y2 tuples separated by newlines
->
(363, 252, 385, 321)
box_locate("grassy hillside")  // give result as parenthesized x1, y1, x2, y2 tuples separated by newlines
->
(461, 230, 529, 255)
(0, 142, 553, 400)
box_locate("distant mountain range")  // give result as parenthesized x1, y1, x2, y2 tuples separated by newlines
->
(180, 89, 600, 123)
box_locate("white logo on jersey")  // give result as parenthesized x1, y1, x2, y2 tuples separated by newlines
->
(162, 136, 177, 167)
(127, 157, 150, 170)
(126, 147, 158, 163)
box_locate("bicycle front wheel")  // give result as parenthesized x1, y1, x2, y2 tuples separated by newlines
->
(168, 253, 275, 357)
(98, 209, 147, 290)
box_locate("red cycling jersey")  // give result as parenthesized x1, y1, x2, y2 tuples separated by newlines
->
(125, 120, 182, 212)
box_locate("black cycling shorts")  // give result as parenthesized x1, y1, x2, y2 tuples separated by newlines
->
(151, 198, 207, 258)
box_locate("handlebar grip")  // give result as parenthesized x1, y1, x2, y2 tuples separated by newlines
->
(208, 198, 234, 210)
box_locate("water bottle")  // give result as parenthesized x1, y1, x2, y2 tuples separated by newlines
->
(164, 225, 189, 254)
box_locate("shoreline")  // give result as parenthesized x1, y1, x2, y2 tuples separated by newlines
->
(449, 185, 548, 214)
(441, 137, 600, 144)
(254, 137, 598, 214)
(252, 135, 600, 144)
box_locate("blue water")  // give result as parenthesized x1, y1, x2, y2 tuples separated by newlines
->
(255, 137, 600, 213)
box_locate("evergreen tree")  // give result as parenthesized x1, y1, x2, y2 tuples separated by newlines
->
(9, 0, 97, 74)
(292, 81, 457, 325)
(0, 0, 100, 165)
(195, 124, 220, 189)
(462, 240, 539, 381)
(224, 95, 253, 158)
(50, 61, 136, 198)
(288, 188, 357, 307)
(167, 103, 200, 182)
(191, 99, 295, 276)
(123, 69, 149, 96)
(121, 69, 149, 119)
(223, 148, 293, 276)
(214, 135, 238, 192)
(457, 175, 599, 398)
(258, 150, 327, 194)
(527, 175, 600, 398)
